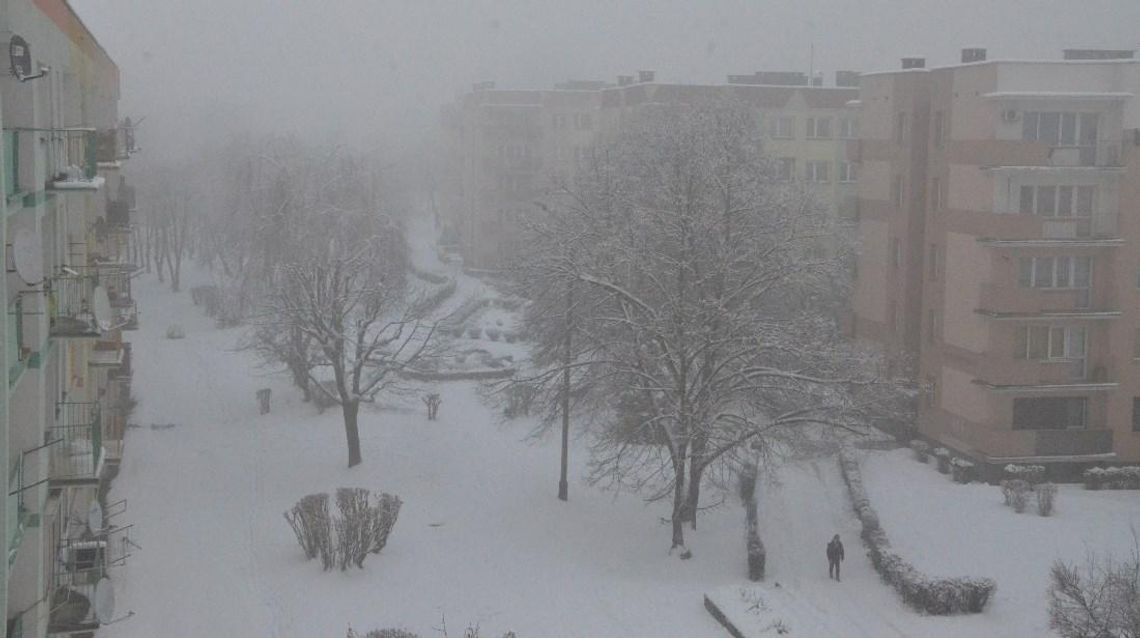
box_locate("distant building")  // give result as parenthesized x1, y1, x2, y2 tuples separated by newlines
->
(441, 73, 859, 269)
(851, 48, 1140, 472)
(1, 2, 138, 635)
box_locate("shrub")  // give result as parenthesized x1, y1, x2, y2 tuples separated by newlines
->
(485, 327, 501, 341)
(934, 448, 951, 474)
(910, 440, 930, 463)
(1083, 467, 1105, 490)
(1036, 483, 1057, 517)
(467, 327, 482, 339)
(1004, 464, 1046, 485)
(285, 489, 401, 572)
(838, 448, 995, 614)
(165, 324, 186, 339)
(950, 458, 975, 484)
(347, 629, 419, 638)
(1001, 479, 1032, 513)
(503, 331, 518, 343)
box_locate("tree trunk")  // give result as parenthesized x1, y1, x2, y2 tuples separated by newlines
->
(685, 458, 705, 530)
(671, 456, 687, 552)
(558, 281, 574, 501)
(343, 399, 362, 468)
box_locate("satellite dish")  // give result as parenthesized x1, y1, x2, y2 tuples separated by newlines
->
(88, 500, 104, 534)
(12, 228, 43, 285)
(93, 577, 115, 624)
(9, 35, 31, 78)
(92, 286, 112, 331)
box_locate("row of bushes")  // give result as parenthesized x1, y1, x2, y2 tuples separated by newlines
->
(447, 325, 522, 342)
(839, 448, 996, 614)
(909, 440, 976, 484)
(399, 367, 518, 382)
(1083, 466, 1140, 490)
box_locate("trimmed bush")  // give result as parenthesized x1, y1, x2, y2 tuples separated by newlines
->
(910, 440, 930, 463)
(839, 448, 996, 615)
(1036, 483, 1057, 517)
(165, 324, 186, 339)
(950, 458, 975, 484)
(485, 327, 501, 341)
(284, 489, 401, 572)
(1004, 464, 1046, 485)
(934, 447, 951, 474)
(467, 327, 482, 339)
(1001, 479, 1032, 513)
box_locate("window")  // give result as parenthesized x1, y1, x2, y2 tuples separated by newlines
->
(1015, 326, 1086, 360)
(892, 237, 901, 268)
(1132, 398, 1140, 431)
(931, 177, 942, 211)
(838, 161, 857, 183)
(552, 113, 567, 130)
(770, 116, 795, 139)
(806, 117, 832, 139)
(839, 117, 858, 139)
(928, 244, 939, 280)
(1018, 185, 1095, 217)
(1012, 397, 1087, 430)
(1135, 328, 1140, 359)
(892, 175, 904, 209)
(1018, 256, 1092, 289)
(574, 113, 593, 131)
(777, 158, 795, 181)
(805, 160, 830, 183)
(932, 111, 945, 148)
(1023, 111, 1098, 147)
(927, 310, 938, 344)
(895, 112, 907, 144)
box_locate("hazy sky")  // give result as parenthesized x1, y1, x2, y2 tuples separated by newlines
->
(72, 0, 1139, 160)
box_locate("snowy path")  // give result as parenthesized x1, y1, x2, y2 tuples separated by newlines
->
(752, 460, 914, 637)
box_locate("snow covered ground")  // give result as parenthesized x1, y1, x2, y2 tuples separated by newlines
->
(98, 216, 1140, 637)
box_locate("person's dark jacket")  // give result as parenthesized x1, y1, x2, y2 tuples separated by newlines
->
(827, 539, 845, 562)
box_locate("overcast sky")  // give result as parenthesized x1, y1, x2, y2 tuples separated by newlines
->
(72, 0, 1139, 160)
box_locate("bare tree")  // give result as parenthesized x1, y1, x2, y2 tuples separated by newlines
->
(518, 100, 903, 554)
(253, 149, 436, 467)
(1050, 539, 1140, 638)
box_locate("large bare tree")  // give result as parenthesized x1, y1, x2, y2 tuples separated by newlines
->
(517, 100, 903, 555)
(251, 149, 436, 467)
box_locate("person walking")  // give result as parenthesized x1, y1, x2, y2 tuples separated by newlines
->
(827, 534, 845, 581)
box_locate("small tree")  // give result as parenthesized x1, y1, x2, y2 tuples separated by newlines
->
(1049, 542, 1140, 637)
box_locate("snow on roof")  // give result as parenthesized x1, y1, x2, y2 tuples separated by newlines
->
(984, 91, 1133, 100)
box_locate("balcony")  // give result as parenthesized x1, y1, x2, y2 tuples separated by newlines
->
(86, 264, 138, 330)
(47, 129, 103, 191)
(977, 283, 1115, 318)
(47, 402, 103, 486)
(48, 273, 108, 338)
(50, 536, 109, 632)
(1035, 428, 1113, 456)
(7, 456, 30, 566)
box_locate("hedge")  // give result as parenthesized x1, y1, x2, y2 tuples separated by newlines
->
(838, 448, 996, 615)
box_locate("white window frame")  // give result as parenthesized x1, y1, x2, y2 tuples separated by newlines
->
(839, 117, 858, 139)
(770, 116, 795, 140)
(805, 160, 830, 183)
(806, 117, 833, 139)
(1019, 256, 1092, 290)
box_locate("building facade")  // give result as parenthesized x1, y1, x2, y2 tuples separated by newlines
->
(852, 49, 1140, 472)
(441, 72, 859, 269)
(1, 1, 138, 635)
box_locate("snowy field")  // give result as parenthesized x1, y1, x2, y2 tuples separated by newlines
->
(98, 217, 1140, 637)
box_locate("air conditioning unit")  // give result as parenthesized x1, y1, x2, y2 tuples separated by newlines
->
(1001, 109, 1020, 123)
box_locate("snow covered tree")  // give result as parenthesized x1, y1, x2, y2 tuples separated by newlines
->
(250, 147, 436, 467)
(519, 99, 904, 554)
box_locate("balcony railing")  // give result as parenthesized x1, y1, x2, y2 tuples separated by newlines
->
(7, 456, 29, 566)
(86, 264, 137, 329)
(49, 274, 104, 338)
(3, 129, 18, 198)
(47, 402, 103, 485)
(48, 129, 103, 191)
(50, 535, 108, 632)
(1035, 428, 1113, 456)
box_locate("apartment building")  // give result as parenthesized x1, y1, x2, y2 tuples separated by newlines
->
(852, 48, 1140, 475)
(441, 71, 859, 269)
(2, 1, 138, 635)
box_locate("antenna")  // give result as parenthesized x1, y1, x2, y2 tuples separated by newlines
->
(11, 228, 44, 285)
(93, 286, 113, 332)
(88, 500, 105, 534)
(93, 577, 116, 624)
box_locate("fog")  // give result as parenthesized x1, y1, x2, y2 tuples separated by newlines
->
(73, 0, 1138, 159)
